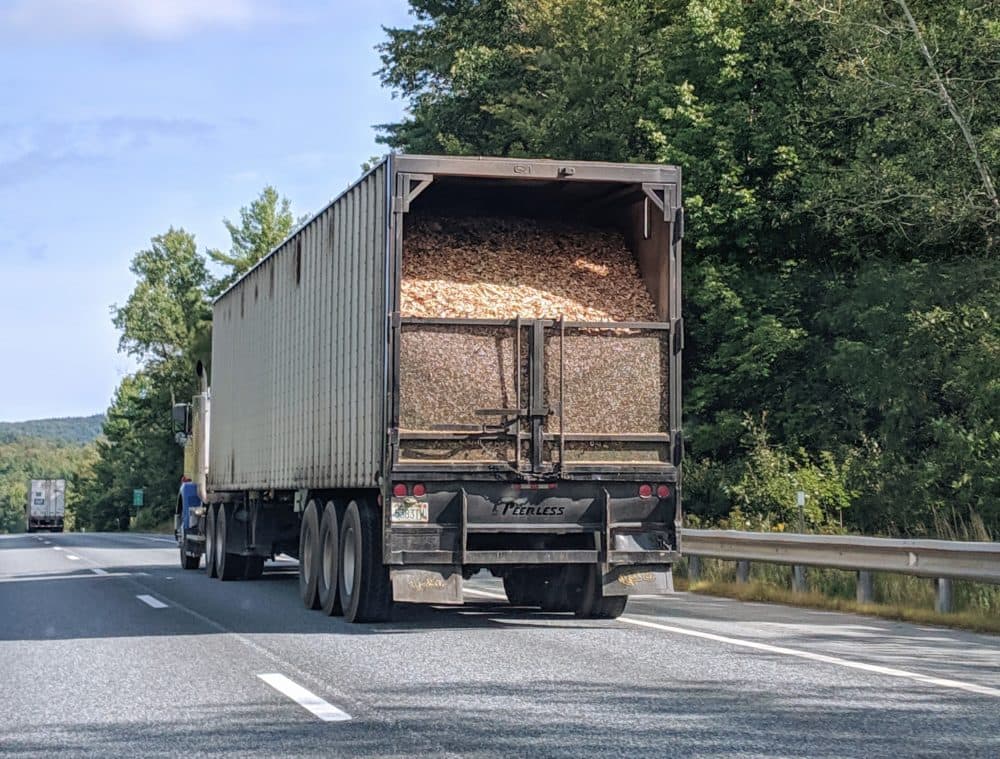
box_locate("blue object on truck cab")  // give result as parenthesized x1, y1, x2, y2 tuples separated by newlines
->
(178, 481, 200, 533)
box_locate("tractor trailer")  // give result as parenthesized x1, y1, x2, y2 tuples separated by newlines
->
(174, 155, 684, 622)
(26, 479, 65, 532)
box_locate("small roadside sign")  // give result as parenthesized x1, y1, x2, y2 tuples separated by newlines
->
(133, 489, 144, 508)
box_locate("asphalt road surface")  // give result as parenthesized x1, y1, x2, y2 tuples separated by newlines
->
(1, 532, 998, 757)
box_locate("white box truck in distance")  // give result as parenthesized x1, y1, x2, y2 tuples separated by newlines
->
(26, 479, 66, 532)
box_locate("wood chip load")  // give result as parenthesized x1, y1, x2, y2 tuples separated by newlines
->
(398, 214, 668, 465)
(401, 215, 658, 322)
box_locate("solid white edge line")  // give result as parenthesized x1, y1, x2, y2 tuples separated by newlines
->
(258, 673, 352, 722)
(619, 615, 1000, 698)
(136, 594, 168, 609)
(466, 587, 998, 698)
(142, 537, 177, 543)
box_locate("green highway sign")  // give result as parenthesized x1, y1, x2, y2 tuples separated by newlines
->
(133, 488, 144, 507)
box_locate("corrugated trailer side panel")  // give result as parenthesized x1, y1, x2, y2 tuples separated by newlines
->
(209, 163, 389, 491)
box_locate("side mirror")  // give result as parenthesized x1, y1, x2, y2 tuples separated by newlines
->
(172, 403, 191, 435)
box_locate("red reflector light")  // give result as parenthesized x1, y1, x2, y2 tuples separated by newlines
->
(392, 483, 408, 497)
(656, 484, 671, 498)
(638, 483, 653, 498)
(412, 483, 426, 497)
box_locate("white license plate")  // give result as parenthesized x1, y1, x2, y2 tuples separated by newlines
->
(390, 498, 428, 523)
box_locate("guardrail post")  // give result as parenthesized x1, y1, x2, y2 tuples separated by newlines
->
(688, 555, 701, 583)
(736, 560, 750, 584)
(792, 565, 807, 593)
(935, 578, 952, 614)
(856, 571, 874, 604)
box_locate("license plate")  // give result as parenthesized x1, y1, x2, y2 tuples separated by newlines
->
(390, 498, 428, 523)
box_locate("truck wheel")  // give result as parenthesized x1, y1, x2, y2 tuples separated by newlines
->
(243, 555, 265, 580)
(317, 501, 342, 616)
(216, 504, 247, 581)
(179, 529, 200, 570)
(205, 504, 218, 578)
(572, 565, 627, 619)
(299, 500, 321, 609)
(339, 499, 392, 623)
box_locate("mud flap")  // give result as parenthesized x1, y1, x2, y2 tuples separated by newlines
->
(602, 565, 674, 596)
(391, 566, 464, 604)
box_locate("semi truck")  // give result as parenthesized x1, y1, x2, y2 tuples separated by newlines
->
(173, 155, 684, 622)
(26, 479, 66, 532)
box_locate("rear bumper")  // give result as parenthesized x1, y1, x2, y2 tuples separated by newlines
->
(385, 480, 678, 567)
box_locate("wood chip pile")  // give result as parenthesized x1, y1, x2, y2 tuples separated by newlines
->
(397, 214, 668, 465)
(401, 215, 658, 322)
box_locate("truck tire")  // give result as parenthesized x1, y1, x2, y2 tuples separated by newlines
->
(243, 555, 265, 580)
(502, 570, 542, 607)
(179, 529, 200, 570)
(317, 501, 342, 616)
(299, 500, 321, 609)
(216, 504, 246, 581)
(338, 499, 392, 623)
(572, 565, 627, 619)
(205, 504, 218, 578)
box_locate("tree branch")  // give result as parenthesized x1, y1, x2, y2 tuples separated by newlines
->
(894, 0, 1000, 221)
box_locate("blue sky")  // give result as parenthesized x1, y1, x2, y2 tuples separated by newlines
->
(0, 0, 413, 421)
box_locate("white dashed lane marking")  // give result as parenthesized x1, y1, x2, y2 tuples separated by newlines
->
(258, 673, 352, 722)
(136, 595, 168, 609)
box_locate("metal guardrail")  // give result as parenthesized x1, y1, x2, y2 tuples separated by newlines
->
(679, 528, 1000, 612)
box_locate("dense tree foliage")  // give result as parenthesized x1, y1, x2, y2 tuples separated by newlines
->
(379, 0, 999, 536)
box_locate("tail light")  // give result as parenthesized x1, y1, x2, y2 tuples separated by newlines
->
(392, 483, 407, 497)
(412, 483, 426, 497)
(656, 484, 671, 499)
(638, 483, 653, 498)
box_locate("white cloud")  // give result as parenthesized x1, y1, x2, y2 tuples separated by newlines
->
(0, 0, 278, 40)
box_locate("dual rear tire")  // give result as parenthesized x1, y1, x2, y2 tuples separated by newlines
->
(202, 502, 263, 580)
(503, 565, 627, 619)
(299, 498, 391, 623)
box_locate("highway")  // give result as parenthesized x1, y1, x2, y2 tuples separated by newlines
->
(1, 532, 997, 757)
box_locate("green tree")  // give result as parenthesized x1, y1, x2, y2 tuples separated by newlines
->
(208, 186, 295, 293)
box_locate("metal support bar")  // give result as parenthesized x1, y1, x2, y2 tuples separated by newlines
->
(558, 316, 565, 472)
(529, 321, 546, 472)
(792, 565, 807, 593)
(459, 488, 468, 565)
(688, 555, 701, 583)
(936, 578, 953, 614)
(736, 560, 750, 584)
(857, 571, 874, 604)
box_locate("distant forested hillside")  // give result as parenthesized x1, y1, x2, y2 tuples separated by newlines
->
(0, 415, 105, 445)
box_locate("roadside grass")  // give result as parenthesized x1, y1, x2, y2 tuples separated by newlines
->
(672, 558, 1000, 635)
(132, 511, 175, 534)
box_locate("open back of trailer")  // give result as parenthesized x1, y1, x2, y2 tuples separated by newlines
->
(175, 155, 683, 623)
